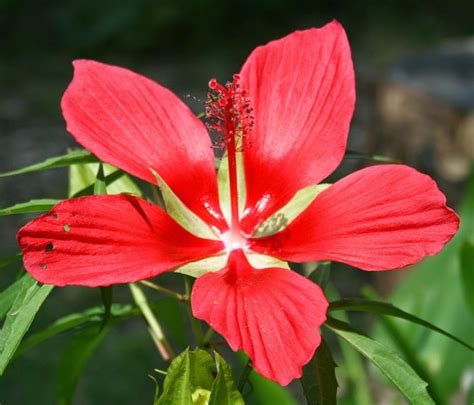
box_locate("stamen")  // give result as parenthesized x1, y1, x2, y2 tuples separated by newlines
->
(205, 75, 253, 151)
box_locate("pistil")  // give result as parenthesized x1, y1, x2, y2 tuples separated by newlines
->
(206, 75, 253, 237)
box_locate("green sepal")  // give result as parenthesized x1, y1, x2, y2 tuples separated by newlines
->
(252, 184, 330, 237)
(151, 168, 219, 240)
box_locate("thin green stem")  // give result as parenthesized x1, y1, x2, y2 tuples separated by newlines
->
(202, 326, 215, 346)
(237, 358, 253, 392)
(129, 283, 175, 362)
(184, 275, 205, 346)
(140, 280, 187, 301)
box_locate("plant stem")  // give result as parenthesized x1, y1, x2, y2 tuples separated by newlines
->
(237, 358, 253, 392)
(203, 326, 215, 346)
(129, 283, 175, 362)
(184, 275, 205, 346)
(140, 280, 187, 301)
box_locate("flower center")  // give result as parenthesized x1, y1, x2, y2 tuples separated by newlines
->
(206, 75, 253, 235)
(222, 230, 248, 252)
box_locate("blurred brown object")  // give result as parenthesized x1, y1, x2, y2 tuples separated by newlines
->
(364, 39, 474, 296)
(371, 81, 473, 182)
(366, 38, 474, 185)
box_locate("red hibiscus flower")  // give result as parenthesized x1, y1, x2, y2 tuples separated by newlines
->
(17, 21, 459, 385)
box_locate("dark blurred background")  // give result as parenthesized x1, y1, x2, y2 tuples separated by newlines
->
(0, 1, 473, 404)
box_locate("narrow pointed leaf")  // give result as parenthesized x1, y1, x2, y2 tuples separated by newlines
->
(56, 325, 111, 405)
(325, 317, 434, 404)
(93, 163, 107, 195)
(460, 241, 474, 314)
(16, 303, 159, 357)
(209, 352, 244, 405)
(344, 149, 400, 163)
(0, 275, 54, 375)
(329, 298, 473, 351)
(0, 149, 97, 177)
(0, 199, 61, 216)
(300, 338, 338, 405)
(0, 253, 22, 268)
(0, 273, 30, 318)
(69, 163, 141, 198)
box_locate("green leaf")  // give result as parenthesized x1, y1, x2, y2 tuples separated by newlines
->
(68, 162, 142, 198)
(93, 163, 107, 195)
(0, 199, 61, 216)
(300, 338, 338, 405)
(253, 184, 330, 237)
(329, 298, 473, 351)
(325, 317, 434, 404)
(0, 274, 54, 375)
(0, 253, 22, 268)
(151, 168, 218, 240)
(157, 348, 217, 405)
(56, 324, 111, 405)
(209, 352, 244, 405)
(16, 303, 154, 357)
(0, 149, 97, 177)
(344, 149, 400, 163)
(460, 241, 474, 314)
(0, 273, 31, 318)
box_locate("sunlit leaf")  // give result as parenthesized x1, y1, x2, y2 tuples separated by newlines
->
(0, 273, 31, 318)
(0, 149, 97, 177)
(157, 348, 217, 405)
(325, 317, 434, 404)
(209, 352, 244, 405)
(300, 338, 338, 405)
(69, 163, 142, 197)
(0, 199, 61, 216)
(0, 274, 54, 375)
(329, 298, 473, 351)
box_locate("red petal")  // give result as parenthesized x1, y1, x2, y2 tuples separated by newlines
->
(18, 195, 224, 287)
(239, 21, 355, 234)
(250, 165, 459, 270)
(62, 60, 226, 231)
(191, 249, 328, 385)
